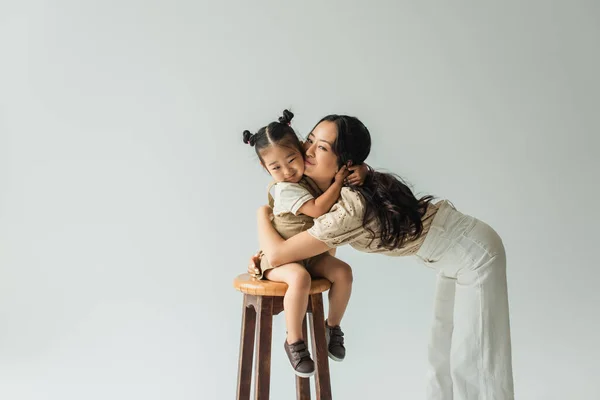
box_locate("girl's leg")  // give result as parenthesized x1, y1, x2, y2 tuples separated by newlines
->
(264, 263, 311, 343)
(307, 254, 353, 361)
(306, 254, 353, 326)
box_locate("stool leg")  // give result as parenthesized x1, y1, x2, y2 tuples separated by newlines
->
(295, 314, 311, 400)
(309, 294, 332, 400)
(237, 295, 257, 400)
(254, 296, 274, 399)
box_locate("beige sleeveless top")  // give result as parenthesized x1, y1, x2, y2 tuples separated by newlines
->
(307, 187, 440, 256)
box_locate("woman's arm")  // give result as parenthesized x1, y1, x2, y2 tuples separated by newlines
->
(257, 206, 331, 267)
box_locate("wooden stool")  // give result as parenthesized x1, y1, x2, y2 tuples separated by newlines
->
(233, 273, 333, 400)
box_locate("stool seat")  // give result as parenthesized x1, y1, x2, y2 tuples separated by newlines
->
(233, 273, 331, 297)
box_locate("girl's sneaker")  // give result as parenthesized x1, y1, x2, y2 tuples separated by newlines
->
(284, 339, 315, 377)
(325, 320, 346, 362)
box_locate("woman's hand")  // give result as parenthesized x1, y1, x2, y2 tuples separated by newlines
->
(346, 163, 370, 186)
(247, 251, 262, 276)
(257, 205, 273, 220)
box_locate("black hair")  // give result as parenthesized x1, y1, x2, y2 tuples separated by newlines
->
(243, 109, 304, 163)
(312, 114, 434, 250)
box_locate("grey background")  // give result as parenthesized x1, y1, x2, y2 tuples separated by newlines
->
(1, 1, 598, 399)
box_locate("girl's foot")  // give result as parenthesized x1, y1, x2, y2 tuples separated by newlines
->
(284, 339, 315, 377)
(325, 320, 346, 362)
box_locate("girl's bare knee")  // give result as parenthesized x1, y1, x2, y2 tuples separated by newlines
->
(288, 267, 311, 290)
(334, 263, 353, 284)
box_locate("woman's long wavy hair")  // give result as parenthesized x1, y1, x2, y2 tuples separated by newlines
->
(312, 115, 434, 250)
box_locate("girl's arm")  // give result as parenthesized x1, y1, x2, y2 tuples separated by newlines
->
(346, 163, 370, 186)
(257, 206, 330, 267)
(297, 166, 347, 218)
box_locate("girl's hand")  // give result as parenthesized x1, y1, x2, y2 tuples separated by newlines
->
(346, 163, 370, 186)
(334, 165, 350, 185)
(248, 251, 262, 276)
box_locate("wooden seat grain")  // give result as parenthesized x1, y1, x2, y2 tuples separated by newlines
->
(233, 273, 331, 297)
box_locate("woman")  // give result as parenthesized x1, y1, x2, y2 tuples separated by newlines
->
(250, 114, 514, 400)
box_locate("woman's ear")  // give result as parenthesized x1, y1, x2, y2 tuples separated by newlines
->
(346, 160, 354, 167)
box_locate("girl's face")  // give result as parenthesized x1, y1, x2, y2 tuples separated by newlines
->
(303, 121, 340, 184)
(260, 144, 305, 183)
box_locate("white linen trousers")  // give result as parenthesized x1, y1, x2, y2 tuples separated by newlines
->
(416, 201, 514, 400)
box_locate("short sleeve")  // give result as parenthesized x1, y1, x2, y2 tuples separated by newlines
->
(273, 183, 314, 216)
(307, 188, 366, 248)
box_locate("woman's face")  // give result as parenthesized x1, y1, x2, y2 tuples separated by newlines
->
(303, 120, 340, 184)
